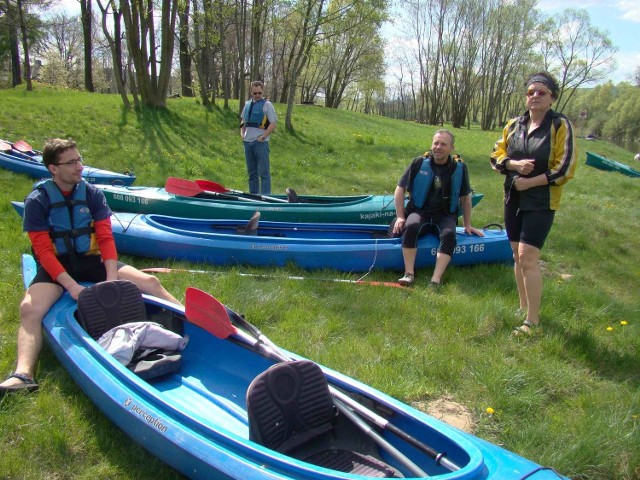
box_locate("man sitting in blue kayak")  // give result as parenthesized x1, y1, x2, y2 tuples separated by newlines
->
(0, 138, 181, 396)
(392, 130, 484, 288)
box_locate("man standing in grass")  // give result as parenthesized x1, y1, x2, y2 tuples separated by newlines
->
(240, 80, 278, 195)
(0, 138, 181, 396)
(392, 130, 484, 288)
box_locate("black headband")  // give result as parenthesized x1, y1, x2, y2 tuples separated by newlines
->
(527, 75, 555, 92)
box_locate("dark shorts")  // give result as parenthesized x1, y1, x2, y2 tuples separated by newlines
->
(402, 212, 457, 255)
(30, 255, 127, 287)
(504, 203, 556, 250)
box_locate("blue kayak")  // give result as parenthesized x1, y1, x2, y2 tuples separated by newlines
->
(21, 253, 567, 479)
(0, 140, 136, 186)
(12, 202, 513, 272)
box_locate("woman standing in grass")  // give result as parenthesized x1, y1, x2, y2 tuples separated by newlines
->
(490, 72, 577, 335)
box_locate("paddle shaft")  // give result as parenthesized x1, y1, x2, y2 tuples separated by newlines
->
(227, 308, 460, 472)
(200, 189, 263, 203)
(195, 179, 287, 203)
(227, 188, 288, 203)
(141, 267, 405, 288)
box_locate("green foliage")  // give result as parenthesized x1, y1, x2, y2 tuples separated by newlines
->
(603, 84, 640, 140)
(562, 82, 640, 140)
(0, 85, 638, 479)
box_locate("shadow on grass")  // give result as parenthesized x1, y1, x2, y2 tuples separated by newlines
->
(557, 325, 640, 388)
(115, 103, 239, 174)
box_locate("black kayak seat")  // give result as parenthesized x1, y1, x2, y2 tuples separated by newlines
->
(76, 280, 182, 380)
(246, 360, 397, 477)
(286, 188, 299, 203)
(238, 211, 260, 235)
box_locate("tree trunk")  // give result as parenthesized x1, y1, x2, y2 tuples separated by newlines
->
(97, 0, 131, 108)
(80, 0, 94, 92)
(249, 0, 264, 81)
(283, 0, 326, 131)
(178, 0, 193, 97)
(17, 0, 32, 91)
(6, 0, 22, 87)
(236, 0, 248, 116)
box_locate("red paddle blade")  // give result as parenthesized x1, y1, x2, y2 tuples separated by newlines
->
(13, 140, 34, 153)
(185, 287, 237, 338)
(195, 179, 228, 193)
(165, 177, 204, 197)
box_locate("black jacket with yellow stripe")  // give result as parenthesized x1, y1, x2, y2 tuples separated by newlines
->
(490, 109, 577, 211)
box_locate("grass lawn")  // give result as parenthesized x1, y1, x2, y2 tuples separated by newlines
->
(0, 85, 638, 479)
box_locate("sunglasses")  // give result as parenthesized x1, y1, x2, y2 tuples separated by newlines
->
(56, 157, 84, 166)
(251, 91, 263, 95)
(527, 88, 551, 97)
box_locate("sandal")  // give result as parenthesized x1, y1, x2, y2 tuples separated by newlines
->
(512, 320, 539, 337)
(398, 272, 415, 286)
(0, 372, 39, 397)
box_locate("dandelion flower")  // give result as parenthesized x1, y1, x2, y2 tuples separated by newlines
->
(486, 407, 495, 415)
(620, 320, 628, 326)
(606, 326, 613, 332)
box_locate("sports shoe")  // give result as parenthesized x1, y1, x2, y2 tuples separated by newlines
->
(398, 273, 415, 286)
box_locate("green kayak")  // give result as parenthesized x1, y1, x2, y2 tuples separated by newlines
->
(586, 151, 640, 178)
(97, 178, 484, 224)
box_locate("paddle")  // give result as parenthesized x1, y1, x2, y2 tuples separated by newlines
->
(13, 139, 34, 153)
(165, 177, 262, 203)
(0, 140, 37, 160)
(185, 287, 461, 473)
(184, 287, 428, 478)
(195, 179, 288, 203)
(143, 267, 407, 289)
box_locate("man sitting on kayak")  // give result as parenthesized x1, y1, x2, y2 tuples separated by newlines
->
(0, 138, 181, 396)
(392, 130, 484, 288)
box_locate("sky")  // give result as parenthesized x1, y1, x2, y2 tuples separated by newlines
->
(51, 0, 639, 85)
(537, 0, 640, 83)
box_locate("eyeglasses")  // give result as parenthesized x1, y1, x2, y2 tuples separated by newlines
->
(251, 91, 263, 96)
(527, 88, 551, 97)
(56, 157, 84, 166)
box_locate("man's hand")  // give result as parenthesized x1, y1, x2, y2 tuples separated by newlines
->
(393, 217, 406, 235)
(464, 225, 485, 237)
(67, 283, 85, 301)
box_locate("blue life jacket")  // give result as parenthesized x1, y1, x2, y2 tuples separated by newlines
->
(411, 156, 463, 214)
(243, 99, 269, 129)
(38, 179, 96, 256)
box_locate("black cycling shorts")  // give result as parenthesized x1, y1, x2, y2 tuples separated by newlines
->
(504, 203, 555, 250)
